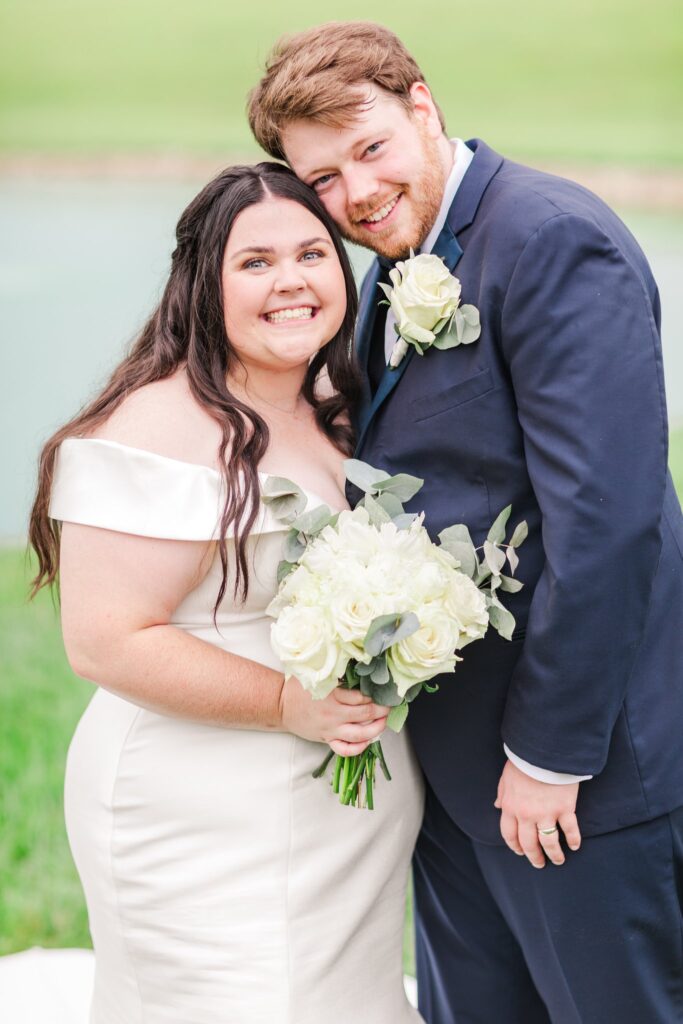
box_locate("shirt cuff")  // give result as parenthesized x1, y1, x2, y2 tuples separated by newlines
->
(503, 744, 593, 785)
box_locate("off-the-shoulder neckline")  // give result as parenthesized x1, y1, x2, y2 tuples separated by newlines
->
(62, 437, 346, 513)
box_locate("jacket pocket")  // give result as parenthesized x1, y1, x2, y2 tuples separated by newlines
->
(410, 367, 495, 422)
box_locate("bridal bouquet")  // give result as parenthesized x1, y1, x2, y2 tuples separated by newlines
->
(264, 461, 527, 809)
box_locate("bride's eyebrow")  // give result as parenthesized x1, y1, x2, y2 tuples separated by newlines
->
(231, 237, 330, 259)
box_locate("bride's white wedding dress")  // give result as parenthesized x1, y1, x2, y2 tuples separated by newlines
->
(42, 437, 424, 1024)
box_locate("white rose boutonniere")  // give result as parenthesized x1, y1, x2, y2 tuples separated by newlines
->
(379, 251, 481, 368)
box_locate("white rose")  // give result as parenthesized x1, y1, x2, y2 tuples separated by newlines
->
(270, 605, 348, 699)
(443, 571, 489, 648)
(410, 560, 449, 605)
(388, 253, 461, 345)
(266, 564, 324, 617)
(386, 608, 460, 697)
(377, 517, 430, 562)
(316, 507, 380, 566)
(299, 537, 338, 579)
(329, 586, 386, 662)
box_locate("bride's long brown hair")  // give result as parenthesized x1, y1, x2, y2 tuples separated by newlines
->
(29, 162, 360, 605)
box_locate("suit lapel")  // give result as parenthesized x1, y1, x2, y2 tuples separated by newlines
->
(354, 259, 381, 432)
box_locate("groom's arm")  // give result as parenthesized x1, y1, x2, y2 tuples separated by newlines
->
(499, 212, 667, 777)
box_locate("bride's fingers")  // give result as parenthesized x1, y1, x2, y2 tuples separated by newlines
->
(341, 701, 386, 724)
(329, 739, 372, 757)
(330, 719, 388, 745)
(334, 688, 374, 705)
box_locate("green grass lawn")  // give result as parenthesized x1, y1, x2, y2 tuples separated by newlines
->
(1, 0, 682, 165)
(2, 429, 682, 965)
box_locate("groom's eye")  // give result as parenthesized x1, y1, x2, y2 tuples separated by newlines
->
(311, 174, 335, 191)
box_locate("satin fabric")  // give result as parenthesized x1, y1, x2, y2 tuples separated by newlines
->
(51, 439, 424, 1024)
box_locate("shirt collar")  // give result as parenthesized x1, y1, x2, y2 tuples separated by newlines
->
(420, 139, 474, 255)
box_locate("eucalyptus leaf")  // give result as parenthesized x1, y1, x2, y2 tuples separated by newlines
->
(291, 504, 333, 536)
(344, 458, 391, 494)
(457, 304, 482, 344)
(387, 701, 409, 733)
(370, 658, 390, 686)
(487, 600, 516, 641)
(506, 546, 520, 575)
(364, 611, 420, 657)
(487, 505, 512, 545)
(373, 491, 405, 518)
(509, 520, 529, 548)
(393, 513, 419, 531)
(363, 493, 392, 527)
(276, 560, 297, 584)
(358, 676, 403, 707)
(498, 574, 524, 593)
(404, 682, 423, 703)
(355, 660, 376, 677)
(484, 540, 507, 576)
(438, 531, 478, 579)
(439, 523, 474, 547)
(374, 473, 424, 502)
(261, 476, 305, 501)
(475, 563, 493, 587)
(261, 476, 308, 524)
(283, 530, 306, 563)
(432, 320, 461, 350)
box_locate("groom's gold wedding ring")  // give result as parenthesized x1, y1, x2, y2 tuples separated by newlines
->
(537, 825, 559, 836)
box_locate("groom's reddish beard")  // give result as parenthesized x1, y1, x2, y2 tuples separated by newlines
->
(340, 132, 447, 262)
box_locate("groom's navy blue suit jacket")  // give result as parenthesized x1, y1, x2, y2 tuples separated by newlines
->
(352, 140, 683, 844)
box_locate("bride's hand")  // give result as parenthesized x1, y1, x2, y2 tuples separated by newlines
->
(280, 679, 389, 756)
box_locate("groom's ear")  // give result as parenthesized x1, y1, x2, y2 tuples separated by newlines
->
(408, 82, 447, 139)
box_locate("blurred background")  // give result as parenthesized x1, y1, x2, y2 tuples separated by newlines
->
(1, 0, 681, 967)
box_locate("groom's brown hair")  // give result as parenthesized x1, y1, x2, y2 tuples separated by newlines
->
(248, 21, 446, 161)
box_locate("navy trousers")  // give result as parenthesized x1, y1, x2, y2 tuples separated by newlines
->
(413, 784, 683, 1023)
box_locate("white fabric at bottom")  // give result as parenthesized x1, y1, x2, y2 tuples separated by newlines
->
(0, 949, 419, 1022)
(50, 439, 425, 1024)
(0, 948, 95, 1023)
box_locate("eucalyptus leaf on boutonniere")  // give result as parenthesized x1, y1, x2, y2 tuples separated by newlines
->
(379, 251, 481, 368)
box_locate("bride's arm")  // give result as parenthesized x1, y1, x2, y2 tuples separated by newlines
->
(59, 522, 387, 755)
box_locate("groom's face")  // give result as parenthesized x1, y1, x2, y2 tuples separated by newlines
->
(282, 84, 448, 261)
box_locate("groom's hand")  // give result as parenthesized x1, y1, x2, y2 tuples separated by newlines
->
(494, 760, 581, 867)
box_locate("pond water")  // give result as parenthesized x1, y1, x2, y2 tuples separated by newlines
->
(1, 177, 681, 541)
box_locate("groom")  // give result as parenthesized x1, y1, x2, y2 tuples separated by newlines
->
(249, 21, 683, 1023)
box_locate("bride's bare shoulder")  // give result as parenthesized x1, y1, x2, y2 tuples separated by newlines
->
(89, 369, 222, 467)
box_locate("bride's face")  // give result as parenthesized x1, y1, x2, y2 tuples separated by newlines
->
(221, 198, 347, 374)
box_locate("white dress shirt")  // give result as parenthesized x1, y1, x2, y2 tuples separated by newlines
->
(383, 139, 591, 786)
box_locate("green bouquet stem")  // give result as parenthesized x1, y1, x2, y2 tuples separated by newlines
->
(315, 739, 392, 810)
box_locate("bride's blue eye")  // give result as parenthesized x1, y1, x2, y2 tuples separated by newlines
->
(244, 258, 268, 269)
(301, 250, 323, 261)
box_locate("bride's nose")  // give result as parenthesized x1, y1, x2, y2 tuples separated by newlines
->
(273, 260, 306, 293)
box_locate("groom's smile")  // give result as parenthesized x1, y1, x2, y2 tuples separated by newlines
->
(282, 84, 452, 261)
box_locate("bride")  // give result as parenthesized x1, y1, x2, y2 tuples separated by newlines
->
(27, 162, 424, 1023)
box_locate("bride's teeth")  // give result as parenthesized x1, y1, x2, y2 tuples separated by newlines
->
(266, 307, 315, 323)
